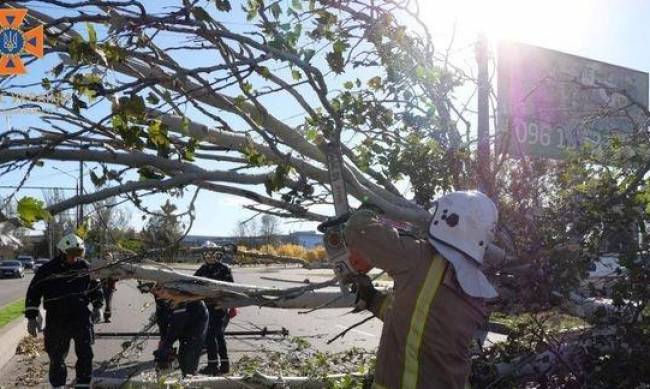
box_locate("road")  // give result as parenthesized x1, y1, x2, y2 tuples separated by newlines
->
(0, 265, 384, 387)
(0, 271, 33, 307)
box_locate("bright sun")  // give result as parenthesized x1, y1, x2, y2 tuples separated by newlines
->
(420, 0, 593, 47)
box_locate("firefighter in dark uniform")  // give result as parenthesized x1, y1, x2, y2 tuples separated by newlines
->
(153, 298, 208, 376)
(25, 233, 104, 389)
(100, 277, 117, 322)
(99, 252, 118, 323)
(195, 241, 236, 376)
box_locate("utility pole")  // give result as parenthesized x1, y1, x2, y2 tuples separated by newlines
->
(78, 161, 84, 227)
(48, 220, 53, 258)
(476, 33, 491, 194)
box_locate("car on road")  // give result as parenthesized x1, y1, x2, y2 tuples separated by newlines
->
(33, 258, 50, 272)
(0, 261, 25, 278)
(16, 255, 35, 269)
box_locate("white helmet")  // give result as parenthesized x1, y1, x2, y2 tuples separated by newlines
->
(201, 240, 217, 248)
(428, 191, 497, 265)
(427, 191, 498, 299)
(56, 233, 85, 256)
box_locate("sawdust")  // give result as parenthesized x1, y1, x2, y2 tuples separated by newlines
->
(15, 336, 45, 359)
(232, 345, 375, 377)
(12, 336, 48, 387)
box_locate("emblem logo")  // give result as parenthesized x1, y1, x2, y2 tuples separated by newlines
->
(0, 9, 44, 75)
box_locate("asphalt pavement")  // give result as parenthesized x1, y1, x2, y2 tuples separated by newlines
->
(0, 271, 32, 308)
(0, 265, 383, 387)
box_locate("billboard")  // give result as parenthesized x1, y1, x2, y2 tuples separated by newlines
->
(497, 42, 649, 160)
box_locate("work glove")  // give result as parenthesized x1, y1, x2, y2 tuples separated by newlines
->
(317, 213, 351, 233)
(27, 318, 39, 337)
(36, 312, 44, 332)
(351, 274, 377, 311)
(92, 307, 104, 324)
(137, 281, 155, 294)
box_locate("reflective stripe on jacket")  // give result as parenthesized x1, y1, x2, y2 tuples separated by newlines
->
(345, 210, 487, 389)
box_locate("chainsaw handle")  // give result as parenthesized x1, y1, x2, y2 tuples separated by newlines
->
(317, 212, 351, 233)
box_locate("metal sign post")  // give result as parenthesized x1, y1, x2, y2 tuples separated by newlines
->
(476, 34, 491, 194)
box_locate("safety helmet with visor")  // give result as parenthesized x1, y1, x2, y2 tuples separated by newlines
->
(56, 233, 85, 258)
(427, 191, 498, 298)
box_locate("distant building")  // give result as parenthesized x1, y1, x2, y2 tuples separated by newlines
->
(182, 231, 323, 249)
(288, 231, 322, 248)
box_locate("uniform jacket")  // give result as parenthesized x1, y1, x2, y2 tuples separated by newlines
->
(195, 262, 234, 311)
(194, 262, 234, 283)
(159, 300, 208, 351)
(25, 254, 103, 320)
(345, 210, 487, 389)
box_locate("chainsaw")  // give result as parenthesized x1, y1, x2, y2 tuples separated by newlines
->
(318, 141, 357, 292)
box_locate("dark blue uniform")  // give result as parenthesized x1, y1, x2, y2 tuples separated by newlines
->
(155, 300, 208, 376)
(25, 254, 103, 388)
(195, 262, 234, 374)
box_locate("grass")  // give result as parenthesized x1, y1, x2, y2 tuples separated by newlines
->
(0, 298, 25, 329)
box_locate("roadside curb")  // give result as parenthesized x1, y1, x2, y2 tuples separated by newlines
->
(0, 316, 27, 372)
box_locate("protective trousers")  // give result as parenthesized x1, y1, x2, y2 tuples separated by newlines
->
(101, 282, 115, 319)
(44, 315, 94, 388)
(205, 308, 229, 370)
(178, 313, 208, 375)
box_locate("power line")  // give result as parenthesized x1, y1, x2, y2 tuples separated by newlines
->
(0, 185, 76, 191)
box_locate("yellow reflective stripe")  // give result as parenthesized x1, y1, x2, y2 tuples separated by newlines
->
(401, 255, 446, 389)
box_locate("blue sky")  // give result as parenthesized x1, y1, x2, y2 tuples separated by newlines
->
(2, 0, 649, 237)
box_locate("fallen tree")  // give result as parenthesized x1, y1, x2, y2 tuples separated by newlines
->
(1, 1, 649, 387)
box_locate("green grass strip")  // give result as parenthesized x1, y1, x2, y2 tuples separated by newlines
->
(0, 298, 25, 329)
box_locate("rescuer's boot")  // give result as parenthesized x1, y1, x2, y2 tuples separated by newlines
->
(199, 363, 220, 376)
(219, 360, 230, 375)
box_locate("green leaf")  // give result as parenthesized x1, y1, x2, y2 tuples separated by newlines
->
(214, 0, 232, 11)
(258, 66, 271, 79)
(291, 69, 302, 81)
(415, 65, 426, 79)
(72, 94, 87, 114)
(181, 117, 190, 135)
(242, 81, 253, 94)
(17, 197, 51, 228)
(343, 81, 354, 89)
(41, 78, 51, 90)
(75, 223, 88, 239)
(333, 40, 348, 53)
(243, 138, 267, 167)
(86, 23, 97, 46)
(326, 51, 344, 74)
(146, 92, 160, 105)
(305, 127, 318, 141)
(192, 6, 212, 23)
(138, 167, 165, 180)
(330, 98, 341, 112)
(270, 2, 282, 19)
(90, 170, 107, 187)
(183, 138, 197, 161)
(147, 120, 169, 148)
(52, 63, 64, 77)
(292, 0, 303, 10)
(265, 165, 291, 195)
(114, 95, 146, 121)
